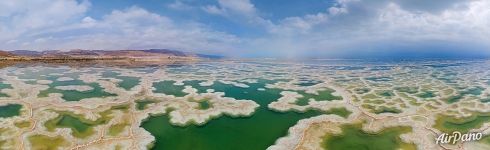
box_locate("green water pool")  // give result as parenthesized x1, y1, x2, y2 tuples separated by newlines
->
(44, 105, 127, 138)
(0, 104, 22, 118)
(0, 83, 12, 97)
(141, 79, 348, 150)
(28, 134, 68, 150)
(142, 109, 325, 150)
(153, 80, 187, 97)
(38, 79, 116, 101)
(444, 86, 484, 103)
(101, 70, 141, 90)
(322, 123, 416, 150)
(136, 99, 159, 110)
(434, 112, 490, 133)
(295, 89, 343, 106)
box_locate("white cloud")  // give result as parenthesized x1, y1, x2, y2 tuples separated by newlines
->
(1, 0, 489, 58)
(247, 0, 490, 58)
(0, 0, 90, 42)
(2, 5, 240, 54)
(202, 0, 273, 27)
(216, 0, 256, 17)
(202, 5, 225, 15)
(167, 1, 193, 10)
(371, 0, 490, 42)
(271, 12, 329, 35)
(81, 16, 97, 27)
(203, 0, 256, 17)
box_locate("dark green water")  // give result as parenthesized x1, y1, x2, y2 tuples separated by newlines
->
(136, 99, 159, 110)
(394, 87, 418, 94)
(116, 76, 140, 90)
(141, 79, 343, 150)
(45, 113, 99, 138)
(434, 112, 490, 133)
(417, 91, 436, 98)
(56, 115, 92, 135)
(295, 89, 343, 106)
(323, 124, 416, 150)
(354, 88, 371, 94)
(44, 105, 125, 138)
(365, 77, 392, 82)
(295, 79, 322, 87)
(197, 100, 211, 110)
(142, 110, 323, 150)
(101, 70, 141, 90)
(153, 80, 187, 97)
(0, 104, 22, 118)
(373, 106, 402, 114)
(38, 79, 116, 101)
(377, 90, 395, 97)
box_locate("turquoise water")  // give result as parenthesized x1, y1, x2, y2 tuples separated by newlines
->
(153, 80, 187, 97)
(417, 91, 436, 98)
(15, 68, 117, 101)
(141, 79, 346, 150)
(38, 79, 116, 101)
(445, 86, 484, 103)
(3, 60, 488, 150)
(323, 124, 416, 150)
(101, 70, 141, 90)
(16, 68, 71, 80)
(295, 89, 343, 106)
(116, 76, 140, 90)
(0, 82, 12, 97)
(365, 77, 392, 82)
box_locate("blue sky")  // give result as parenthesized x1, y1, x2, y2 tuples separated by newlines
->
(0, 0, 489, 58)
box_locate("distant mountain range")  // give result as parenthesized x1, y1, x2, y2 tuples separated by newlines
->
(0, 49, 222, 61)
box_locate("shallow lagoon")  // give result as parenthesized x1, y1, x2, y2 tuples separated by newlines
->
(0, 104, 22, 118)
(142, 110, 325, 150)
(0, 82, 12, 97)
(0, 60, 489, 149)
(142, 79, 348, 150)
(434, 112, 490, 133)
(38, 82, 116, 101)
(322, 124, 416, 150)
(101, 70, 141, 90)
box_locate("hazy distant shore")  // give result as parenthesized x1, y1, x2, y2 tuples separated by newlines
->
(0, 49, 222, 63)
(0, 56, 197, 61)
(0, 58, 202, 69)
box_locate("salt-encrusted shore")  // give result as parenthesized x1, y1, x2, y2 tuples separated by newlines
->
(0, 60, 489, 150)
(55, 85, 94, 92)
(57, 77, 74, 81)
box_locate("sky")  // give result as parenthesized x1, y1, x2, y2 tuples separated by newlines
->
(0, 0, 489, 58)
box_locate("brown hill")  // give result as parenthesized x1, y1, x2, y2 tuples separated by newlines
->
(0, 49, 215, 61)
(0, 50, 13, 57)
